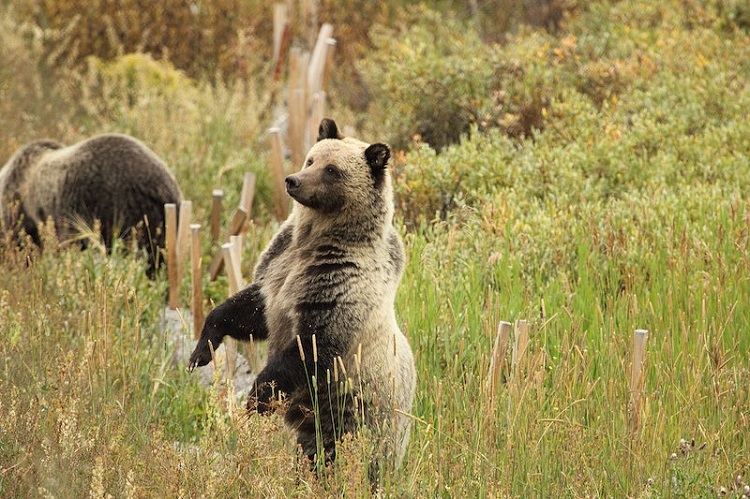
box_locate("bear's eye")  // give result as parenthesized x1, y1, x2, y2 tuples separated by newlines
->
(324, 165, 341, 178)
(305, 158, 314, 168)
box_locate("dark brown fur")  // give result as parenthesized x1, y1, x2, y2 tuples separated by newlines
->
(0, 134, 182, 274)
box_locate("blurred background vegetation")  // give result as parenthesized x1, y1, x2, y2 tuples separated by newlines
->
(2, 0, 750, 496)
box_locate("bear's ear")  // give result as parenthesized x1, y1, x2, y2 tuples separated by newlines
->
(317, 118, 343, 141)
(365, 143, 390, 185)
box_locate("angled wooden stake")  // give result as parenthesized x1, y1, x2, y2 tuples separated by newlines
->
(307, 23, 334, 96)
(208, 207, 248, 281)
(239, 173, 257, 219)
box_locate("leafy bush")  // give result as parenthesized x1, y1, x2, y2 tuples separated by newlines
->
(15, 0, 271, 80)
(360, 8, 501, 151)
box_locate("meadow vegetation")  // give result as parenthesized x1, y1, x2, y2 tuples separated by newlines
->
(1, 0, 749, 496)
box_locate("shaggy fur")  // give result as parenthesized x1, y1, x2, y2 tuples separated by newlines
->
(0, 134, 182, 273)
(189, 119, 415, 474)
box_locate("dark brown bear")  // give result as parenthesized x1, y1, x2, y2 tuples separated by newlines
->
(0, 133, 182, 274)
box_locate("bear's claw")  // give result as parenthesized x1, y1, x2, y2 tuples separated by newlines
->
(187, 340, 214, 371)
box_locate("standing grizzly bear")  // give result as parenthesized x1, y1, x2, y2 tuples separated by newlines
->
(188, 118, 416, 476)
(0, 133, 182, 274)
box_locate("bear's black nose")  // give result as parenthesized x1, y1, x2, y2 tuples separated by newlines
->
(285, 176, 300, 192)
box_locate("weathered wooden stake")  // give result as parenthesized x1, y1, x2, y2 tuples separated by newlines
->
(229, 234, 243, 285)
(307, 23, 334, 96)
(322, 38, 336, 91)
(210, 189, 223, 245)
(308, 92, 327, 151)
(208, 206, 249, 281)
(221, 241, 241, 380)
(165, 203, 178, 309)
(288, 47, 305, 169)
(486, 320, 511, 413)
(512, 320, 530, 378)
(239, 172, 257, 217)
(272, 3, 290, 79)
(191, 224, 204, 339)
(269, 128, 289, 221)
(301, 0, 318, 48)
(176, 200, 192, 281)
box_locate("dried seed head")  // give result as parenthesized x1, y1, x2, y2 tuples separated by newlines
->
(312, 334, 318, 364)
(670, 453, 678, 461)
(296, 335, 305, 362)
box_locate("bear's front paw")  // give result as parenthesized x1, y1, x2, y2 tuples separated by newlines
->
(247, 381, 282, 415)
(187, 338, 216, 371)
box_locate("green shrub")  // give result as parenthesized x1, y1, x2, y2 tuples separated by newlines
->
(15, 0, 272, 80)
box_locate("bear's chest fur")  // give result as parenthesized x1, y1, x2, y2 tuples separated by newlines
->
(260, 237, 390, 359)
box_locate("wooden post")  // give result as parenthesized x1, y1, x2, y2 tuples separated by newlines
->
(322, 38, 337, 91)
(221, 242, 241, 380)
(210, 189, 223, 245)
(628, 329, 649, 430)
(288, 47, 305, 169)
(269, 128, 289, 221)
(486, 320, 511, 413)
(272, 3, 290, 79)
(512, 320, 530, 378)
(301, 0, 318, 48)
(289, 47, 310, 165)
(191, 224, 204, 339)
(239, 172, 257, 218)
(229, 234, 243, 285)
(307, 23, 334, 96)
(165, 203, 178, 309)
(176, 200, 192, 281)
(208, 206, 248, 281)
(308, 92, 326, 150)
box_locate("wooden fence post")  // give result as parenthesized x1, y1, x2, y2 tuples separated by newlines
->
(486, 320, 511, 415)
(165, 203, 178, 309)
(512, 319, 530, 379)
(221, 241, 242, 380)
(269, 128, 289, 221)
(272, 3, 290, 79)
(191, 224, 204, 340)
(239, 172, 257, 218)
(307, 23, 334, 97)
(176, 200, 192, 282)
(210, 189, 223, 245)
